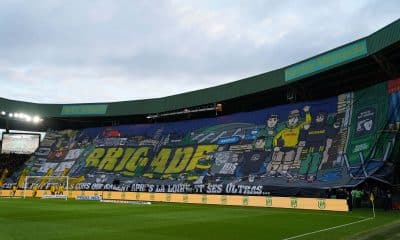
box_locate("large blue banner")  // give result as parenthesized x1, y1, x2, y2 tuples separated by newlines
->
(7, 79, 400, 196)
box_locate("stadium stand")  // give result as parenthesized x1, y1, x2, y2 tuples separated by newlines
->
(0, 78, 398, 200)
(0, 19, 400, 210)
(0, 153, 31, 187)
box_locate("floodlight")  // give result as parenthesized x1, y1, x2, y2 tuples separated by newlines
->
(146, 114, 158, 119)
(1, 111, 6, 115)
(9, 113, 13, 117)
(33, 116, 41, 123)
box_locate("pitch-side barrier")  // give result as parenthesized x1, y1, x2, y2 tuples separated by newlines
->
(0, 189, 348, 211)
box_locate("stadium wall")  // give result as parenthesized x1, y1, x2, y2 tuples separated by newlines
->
(1, 190, 348, 212)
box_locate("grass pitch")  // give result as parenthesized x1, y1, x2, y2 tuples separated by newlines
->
(0, 198, 398, 240)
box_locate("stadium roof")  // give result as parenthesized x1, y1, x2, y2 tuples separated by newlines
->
(1, 18, 400, 119)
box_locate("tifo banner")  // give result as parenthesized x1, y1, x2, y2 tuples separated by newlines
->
(4, 79, 400, 197)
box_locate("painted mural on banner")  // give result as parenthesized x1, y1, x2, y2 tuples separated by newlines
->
(4, 79, 400, 196)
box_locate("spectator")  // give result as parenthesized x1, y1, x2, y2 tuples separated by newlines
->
(0, 153, 31, 186)
(382, 189, 388, 210)
(347, 189, 353, 211)
(12, 185, 17, 196)
(384, 189, 393, 211)
(325, 188, 332, 198)
(352, 189, 363, 208)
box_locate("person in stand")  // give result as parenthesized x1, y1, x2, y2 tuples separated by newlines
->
(346, 189, 353, 211)
(325, 188, 332, 198)
(382, 188, 387, 210)
(50, 185, 56, 195)
(352, 189, 363, 208)
(32, 185, 38, 197)
(384, 189, 392, 211)
(58, 184, 64, 195)
(12, 185, 17, 197)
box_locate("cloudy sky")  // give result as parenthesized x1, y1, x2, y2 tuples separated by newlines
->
(0, 0, 398, 103)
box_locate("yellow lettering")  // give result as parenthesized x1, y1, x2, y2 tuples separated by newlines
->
(125, 147, 149, 173)
(85, 148, 105, 167)
(165, 147, 194, 174)
(114, 148, 135, 171)
(149, 148, 171, 173)
(98, 148, 123, 171)
(186, 145, 218, 171)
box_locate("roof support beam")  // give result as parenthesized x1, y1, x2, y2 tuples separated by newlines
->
(372, 54, 398, 79)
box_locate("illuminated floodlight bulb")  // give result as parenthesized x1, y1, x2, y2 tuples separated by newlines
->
(1, 111, 6, 115)
(14, 113, 20, 118)
(25, 115, 32, 122)
(9, 113, 13, 117)
(33, 116, 41, 123)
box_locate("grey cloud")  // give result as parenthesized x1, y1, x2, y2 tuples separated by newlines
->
(0, 0, 398, 103)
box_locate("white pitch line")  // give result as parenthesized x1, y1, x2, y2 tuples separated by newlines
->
(282, 217, 374, 240)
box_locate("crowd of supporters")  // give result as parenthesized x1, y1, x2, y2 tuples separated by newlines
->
(0, 153, 31, 180)
(324, 181, 396, 211)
